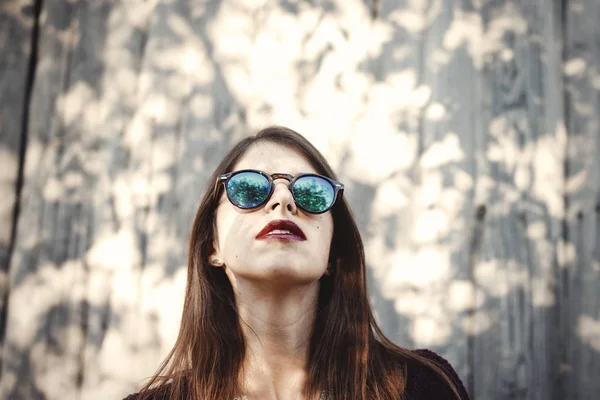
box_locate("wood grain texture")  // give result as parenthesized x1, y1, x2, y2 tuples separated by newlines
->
(561, 0, 600, 398)
(469, 1, 567, 399)
(0, 0, 599, 399)
(376, 0, 476, 383)
(1, 1, 113, 398)
(0, 0, 36, 367)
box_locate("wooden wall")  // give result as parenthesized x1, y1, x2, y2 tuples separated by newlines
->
(0, 0, 598, 399)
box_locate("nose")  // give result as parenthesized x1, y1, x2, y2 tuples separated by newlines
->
(264, 179, 297, 214)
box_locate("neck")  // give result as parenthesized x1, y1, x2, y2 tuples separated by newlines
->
(234, 280, 320, 397)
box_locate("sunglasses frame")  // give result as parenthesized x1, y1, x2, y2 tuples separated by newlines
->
(217, 169, 344, 214)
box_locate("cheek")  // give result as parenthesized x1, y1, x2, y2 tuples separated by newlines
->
(218, 211, 252, 255)
(314, 214, 334, 247)
(215, 208, 238, 250)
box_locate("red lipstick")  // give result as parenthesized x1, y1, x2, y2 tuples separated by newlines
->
(256, 219, 306, 241)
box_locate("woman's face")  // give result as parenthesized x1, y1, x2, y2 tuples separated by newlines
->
(211, 141, 334, 288)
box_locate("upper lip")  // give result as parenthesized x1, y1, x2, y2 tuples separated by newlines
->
(256, 219, 306, 240)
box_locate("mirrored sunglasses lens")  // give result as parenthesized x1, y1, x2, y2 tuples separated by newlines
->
(292, 176, 335, 213)
(226, 172, 270, 208)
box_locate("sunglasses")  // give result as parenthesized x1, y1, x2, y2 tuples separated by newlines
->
(217, 169, 344, 214)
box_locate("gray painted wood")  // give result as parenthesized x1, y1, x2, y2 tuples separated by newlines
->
(0, 0, 35, 373)
(1, 1, 115, 398)
(371, 0, 475, 383)
(469, 2, 567, 399)
(0, 0, 599, 399)
(562, 0, 600, 398)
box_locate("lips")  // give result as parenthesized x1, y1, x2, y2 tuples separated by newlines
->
(256, 219, 307, 241)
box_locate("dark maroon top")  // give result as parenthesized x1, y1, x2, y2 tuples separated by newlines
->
(124, 348, 470, 400)
(405, 349, 470, 399)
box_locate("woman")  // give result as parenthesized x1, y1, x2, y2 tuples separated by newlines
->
(124, 126, 469, 400)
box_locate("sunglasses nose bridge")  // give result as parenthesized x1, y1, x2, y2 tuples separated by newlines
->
(270, 173, 294, 190)
(270, 173, 293, 182)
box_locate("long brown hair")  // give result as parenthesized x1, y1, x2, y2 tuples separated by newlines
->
(138, 126, 461, 399)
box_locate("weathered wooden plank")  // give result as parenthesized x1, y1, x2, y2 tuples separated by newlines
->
(0, 0, 36, 370)
(347, 0, 439, 354)
(0, 1, 114, 399)
(373, 0, 476, 386)
(73, 1, 160, 397)
(469, 1, 565, 399)
(1, 1, 598, 399)
(561, 0, 600, 397)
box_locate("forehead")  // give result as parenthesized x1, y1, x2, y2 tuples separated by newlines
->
(233, 141, 317, 175)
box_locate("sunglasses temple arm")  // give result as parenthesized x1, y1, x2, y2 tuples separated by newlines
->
(214, 176, 226, 194)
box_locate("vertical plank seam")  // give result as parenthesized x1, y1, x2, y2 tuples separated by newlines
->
(0, 0, 44, 377)
(558, 0, 571, 398)
(467, 204, 487, 399)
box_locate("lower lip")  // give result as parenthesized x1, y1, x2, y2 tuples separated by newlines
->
(257, 233, 305, 241)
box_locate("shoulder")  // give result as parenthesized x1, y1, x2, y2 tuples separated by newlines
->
(122, 383, 176, 400)
(122, 376, 194, 400)
(122, 390, 163, 400)
(404, 349, 470, 400)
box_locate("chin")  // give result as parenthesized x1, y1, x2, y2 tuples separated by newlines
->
(248, 265, 323, 283)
